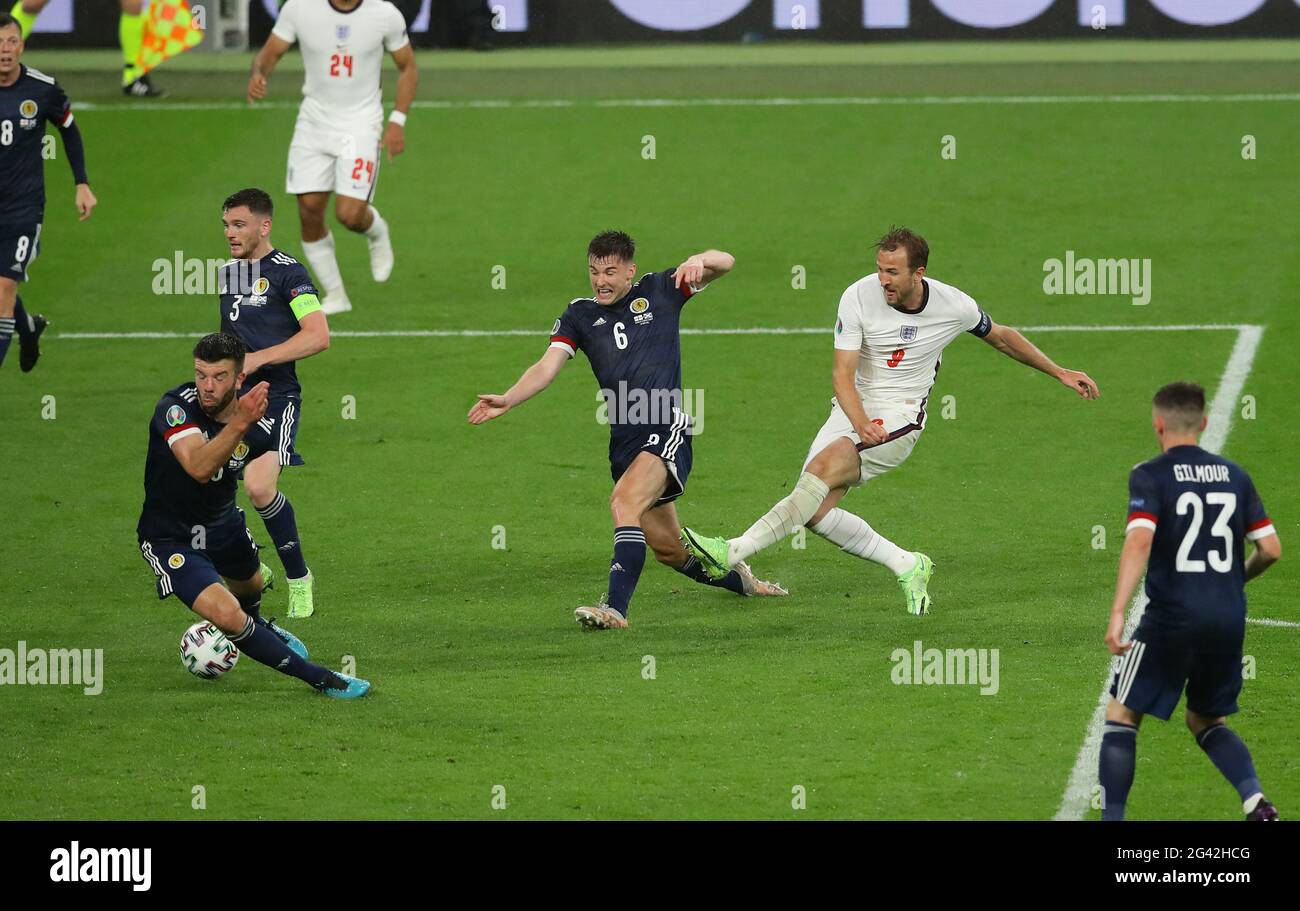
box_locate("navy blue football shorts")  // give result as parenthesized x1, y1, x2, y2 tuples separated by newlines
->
(0, 220, 42, 283)
(609, 409, 694, 505)
(240, 396, 305, 468)
(138, 512, 260, 608)
(1109, 637, 1243, 720)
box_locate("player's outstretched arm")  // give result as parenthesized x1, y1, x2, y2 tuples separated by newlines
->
(468, 347, 569, 425)
(672, 250, 735, 292)
(248, 34, 292, 104)
(980, 322, 1100, 400)
(171, 382, 270, 483)
(383, 45, 418, 162)
(1104, 527, 1153, 654)
(241, 311, 329, 377)
(1245, 532, 1281, 582)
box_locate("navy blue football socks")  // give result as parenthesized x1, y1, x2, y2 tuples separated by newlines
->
(1197, 723, 1263, 803)
(256, 491, 309, 579)
(237, 592, 263, 623)
(12, 298, 31, 341)
(1099, 720, 1138, 821)
(607, 526, 647, 617)
(229, 615, 341, 690)
(676, 554, 745, 595)
(0, 316, 13, 368)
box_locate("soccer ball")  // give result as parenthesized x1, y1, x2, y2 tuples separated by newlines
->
(179, 622, 240, 679)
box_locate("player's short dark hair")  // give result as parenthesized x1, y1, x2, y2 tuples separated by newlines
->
(0, 13, 21, 37)
(193, 332, 247, 369)
(875, 226, 929, 271)
(588, 230, 635, 263)
(222, 188, 273, 219)
(1152, 381, 1205, 431)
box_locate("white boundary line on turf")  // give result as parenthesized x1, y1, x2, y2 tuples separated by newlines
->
(1247, 617, 1300, 629)
(49, 323, 1264, 340)
(1053, 323, 1265, 822)
(75, 93, 1300, 113)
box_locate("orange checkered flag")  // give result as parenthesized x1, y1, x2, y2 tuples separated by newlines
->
(137, 0, 205, 76)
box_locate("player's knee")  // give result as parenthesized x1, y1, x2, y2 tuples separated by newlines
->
(335, 204, 368, 233)
(195, 589, 245, 636)
(244, 476, 278, 508)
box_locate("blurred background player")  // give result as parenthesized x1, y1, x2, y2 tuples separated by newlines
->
(247, 0, 418, 315)
(1100, 381, 1280, 821)
(469, 230, 787, 631)
(0, 12, 95, 374)
(137, 332, 368, 698)
(8, 0, 166, 96)
(682, 226, 1099, 614)
(219, 188, 329, 618)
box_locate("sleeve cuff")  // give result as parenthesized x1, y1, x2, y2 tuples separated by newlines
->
(549, 338, 576, 357)
(1126, 511, 1157, 533)
(271, 25, 295, 43)
(165, 426, 201, 447)
(386, 35, 411, 53)
(1246, 521, 1276, 541)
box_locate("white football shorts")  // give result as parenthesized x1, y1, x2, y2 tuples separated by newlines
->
(802, 397, 924, 487)
(286, 119, 382, 201)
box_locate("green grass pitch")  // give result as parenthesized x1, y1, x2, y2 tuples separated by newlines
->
(0, 41, 1296, 820)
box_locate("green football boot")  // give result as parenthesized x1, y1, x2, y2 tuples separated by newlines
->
(259, 562, 276, 593)
(897, 552, 934, 616)
(679, 527, 731, 581)
(286, 571, 315, 619)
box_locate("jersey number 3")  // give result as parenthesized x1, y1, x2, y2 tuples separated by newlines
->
(1175, 491, 1236, 573)
(329, 54, 354, 77)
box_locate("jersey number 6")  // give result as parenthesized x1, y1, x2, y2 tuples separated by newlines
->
(613, 321, 628, 350)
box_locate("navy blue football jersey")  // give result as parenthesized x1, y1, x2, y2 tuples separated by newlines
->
(137, 383, 270, 541)
(549, 269, 698, 438)
(1126, 444, 1274, 649)
(0, 65, 73, 228)
(218, 249, 321, 398)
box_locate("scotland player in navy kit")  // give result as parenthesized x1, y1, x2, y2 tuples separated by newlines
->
(0, 12, 96, 373)
(469, 231, 786, 630)
(1100, 382, 1280, 820)
(137, 333, 367, 698)
(218, 188, 329, 619)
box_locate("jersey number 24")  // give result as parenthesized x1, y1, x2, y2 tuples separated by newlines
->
(329, 54, 354, 77)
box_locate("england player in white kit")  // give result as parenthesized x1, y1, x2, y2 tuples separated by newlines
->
(247, 0, 418, 315)
(683, 227, 1100, 614)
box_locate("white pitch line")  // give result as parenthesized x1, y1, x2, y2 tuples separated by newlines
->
(1053, 324, 1266, 822)
(49, 323, 1262, 341)
(74, 93, 1300, 113)
(1247, 617, 1300, 629)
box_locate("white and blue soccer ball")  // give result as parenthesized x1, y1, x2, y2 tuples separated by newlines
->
(179, 622, 240, 679)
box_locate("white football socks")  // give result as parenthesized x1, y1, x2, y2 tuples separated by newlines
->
(809, 508, 917, 576)
(301, 232, 345, 297)
(728, 472, 829, 565)
(364, 205, 386, 240)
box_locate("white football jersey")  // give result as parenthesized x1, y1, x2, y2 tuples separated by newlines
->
(272, 0, 409, 127)
(833, 273, 992, 410)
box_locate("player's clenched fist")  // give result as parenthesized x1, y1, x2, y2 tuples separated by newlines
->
(75, 184, 96, 221)
(237, 381, 271, 425)
(468, 394, 510, 424)
(672, 255, 706, 290)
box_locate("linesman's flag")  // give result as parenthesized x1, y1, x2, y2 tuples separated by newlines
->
(138, 1, 205, 76)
